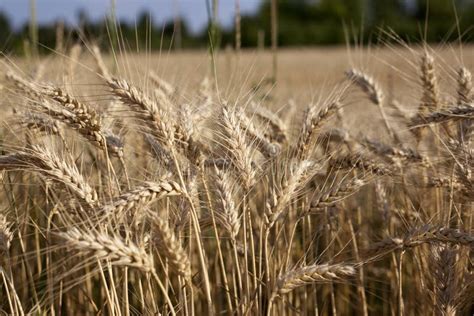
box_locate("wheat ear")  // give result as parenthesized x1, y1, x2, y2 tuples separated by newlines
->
(58, 227, 154, 272)
(420, 51, 441, 112)
(296, 101, 341, 159)
(6, 71, 44, 100)
(274, 263, 355, 295)
(213, 167, 240, 240)
(219, 104, 256, 190)
(41, 85, 124, 156)
(410, 104, 474, 126)
(19, 112, 63, 137)
(265, 160, 313, 229)
(361, 137, 424, 164)
(307, 177, 368, 215)
(430, 246, 458, 315)
(0, 146, 99, 208)
(102, 180, 184, 217)
(329, 154, 394, 176)
(369, 226, 474, 255)
(8, 72, 123, 157)
(346, 68, 384, 105)
(149, 213, 192, 282)
(107, 77, 176, 148)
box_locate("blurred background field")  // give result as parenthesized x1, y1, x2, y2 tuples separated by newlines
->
(4, 44, 474, 139)
(1, 0, 474, 54)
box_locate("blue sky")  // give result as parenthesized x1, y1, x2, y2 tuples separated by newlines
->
(0, 0, 262, 33)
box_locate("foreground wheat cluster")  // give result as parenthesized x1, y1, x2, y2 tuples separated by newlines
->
(0, 45, 473, 315)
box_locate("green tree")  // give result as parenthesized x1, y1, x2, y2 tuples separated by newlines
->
(0, 12, 12, 51)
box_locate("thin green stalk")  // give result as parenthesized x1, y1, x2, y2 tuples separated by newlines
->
(29, 0, 38, 58)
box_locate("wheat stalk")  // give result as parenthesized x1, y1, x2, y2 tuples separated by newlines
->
(149, 71, 175, 96)
(91, 44, 111, 81)
(457, 67, 473, 144)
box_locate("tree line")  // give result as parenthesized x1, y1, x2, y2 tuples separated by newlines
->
(0, 0, 473, 55)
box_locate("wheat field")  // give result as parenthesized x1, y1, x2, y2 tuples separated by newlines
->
(0, 42, 473, 315)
